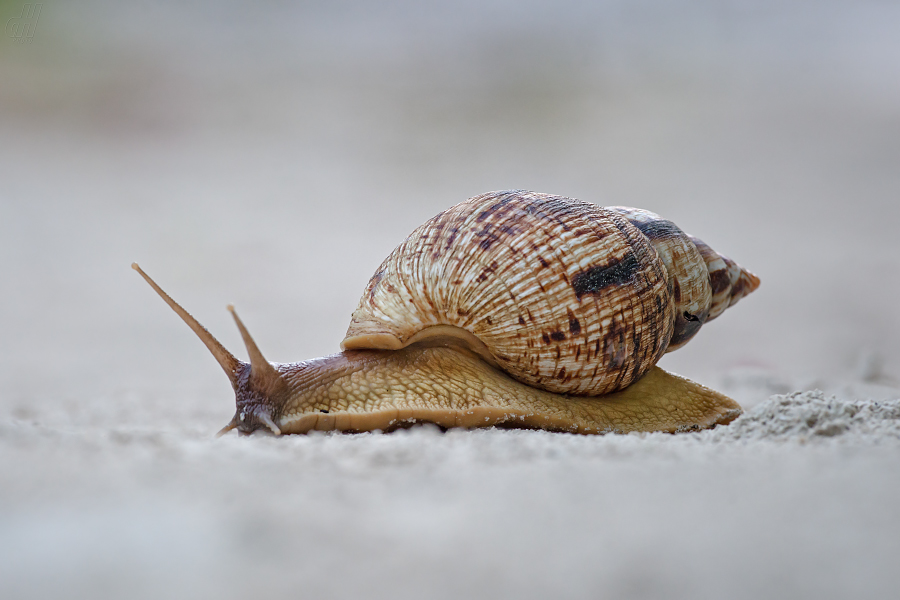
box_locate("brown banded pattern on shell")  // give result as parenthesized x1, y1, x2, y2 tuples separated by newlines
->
(609, 208, 760, 350)
(607, 207, 712, 351)
(689, 236, 761, 322)
(342, 190, 674, 396)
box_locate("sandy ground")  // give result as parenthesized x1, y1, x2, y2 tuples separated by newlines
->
(1, 1, 899, 598)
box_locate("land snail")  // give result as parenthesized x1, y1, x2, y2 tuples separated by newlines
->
(133, 190, 759, 436)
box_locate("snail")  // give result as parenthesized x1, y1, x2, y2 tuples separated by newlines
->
(133, 190, 759, 436)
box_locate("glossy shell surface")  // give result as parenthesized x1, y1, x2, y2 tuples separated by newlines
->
(342, 190, 675, 396)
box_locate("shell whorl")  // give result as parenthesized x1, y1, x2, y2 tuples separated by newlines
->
(606, 207, 711, 351)
(604, 207, 759, 350)
(689, 236, 761, 323)
(343, 190, 675, 396)
(342, 190, 758, 397)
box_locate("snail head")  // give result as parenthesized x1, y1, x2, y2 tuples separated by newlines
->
(131, 263, 287, 436)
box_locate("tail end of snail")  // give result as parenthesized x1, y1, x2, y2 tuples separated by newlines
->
(131, 262, 240, 385)
(598, 367, 743, 434)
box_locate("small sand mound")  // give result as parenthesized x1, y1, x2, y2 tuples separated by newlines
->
(716, 390, 900, 442)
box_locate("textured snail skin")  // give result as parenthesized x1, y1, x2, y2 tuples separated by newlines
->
(132, 190, 759, 437)
(255, 345, 742, 435)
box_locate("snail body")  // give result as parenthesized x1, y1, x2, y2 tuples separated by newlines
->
(134, 190, 759, 436)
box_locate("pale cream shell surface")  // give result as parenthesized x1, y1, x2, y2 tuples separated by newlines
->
(342, 190, 675, 396)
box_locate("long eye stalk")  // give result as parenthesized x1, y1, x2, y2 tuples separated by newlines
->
(132, 263, 240, 385)
(133, 263, 286, 436)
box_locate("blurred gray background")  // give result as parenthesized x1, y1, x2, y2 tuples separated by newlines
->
(2, 0, 899, 412)
(1, 1, 899, 598)
(3, 0, 899, 413)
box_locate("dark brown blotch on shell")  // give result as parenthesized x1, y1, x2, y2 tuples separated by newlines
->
(475, 262, 498, 284)
(709, 267, 731, 296)
(478, 235, 496, 251)
(475, 194, 518, 223)
(569, 316, 581, 335)
(630, 218, 683, 242)
(498, 223, 519, 236)
(571, 253, 642, 299)
(730, 274, 745, 300)
(441, 226, 460, 255)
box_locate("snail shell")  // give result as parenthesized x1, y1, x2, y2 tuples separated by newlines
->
(342, 191, 757, 396)
(133, 190, 759, 436)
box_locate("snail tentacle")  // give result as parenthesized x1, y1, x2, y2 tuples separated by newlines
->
(132, 263, 240, 383)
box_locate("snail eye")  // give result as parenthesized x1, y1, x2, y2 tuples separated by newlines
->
(683, 312, 700, 322)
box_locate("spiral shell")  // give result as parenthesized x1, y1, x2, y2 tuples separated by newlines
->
(342, 190, 758, 396)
